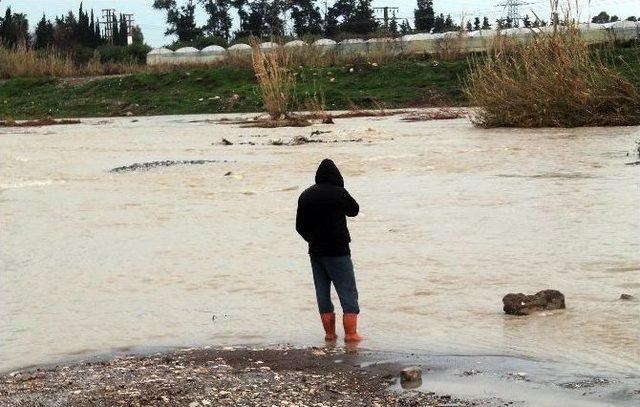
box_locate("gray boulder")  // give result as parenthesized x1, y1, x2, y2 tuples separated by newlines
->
(503, 289, 565, 315)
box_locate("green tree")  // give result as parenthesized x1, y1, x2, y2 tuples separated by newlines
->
(34, 14, 55, 49)
(389, 13, 398, 35)
(610, 15, 619, 22)
(201, 0, 232, 39)
(264, 0, 285, 36)
(153, 0, 203, 42)
(465, 21, 472, 32)
(443, 14, 456, 31)
(399, 19, 412, 35)
(290, 0, 323, 37)
(432, 13, 445, 33)
(482, 16, 491, 30)
(349, 0, 378, 34)
(132, 25, 144, 44)
(118, 13, 129, 45)
(327, 0, 377, 36)
(591, 11, 610, 24)
(414, 0, 434, 32)
(473, 17, 481, 31)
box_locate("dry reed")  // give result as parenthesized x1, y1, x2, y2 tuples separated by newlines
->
(465, 21, 640, 127)
(250, 40, 296, 120)
(0, 46, 152, 79)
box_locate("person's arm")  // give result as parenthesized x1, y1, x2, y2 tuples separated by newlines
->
(296, 199, 311, 242)
(342, 189, 359, 217)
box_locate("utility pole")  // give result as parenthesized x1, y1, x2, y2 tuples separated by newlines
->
(124, 14, 135, 45)
(496, 1, 531, 26)
(100, 8, 116, 43)
(374, 6, 399, 29)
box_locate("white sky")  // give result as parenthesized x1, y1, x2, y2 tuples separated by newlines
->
(4, 0, 639, 47)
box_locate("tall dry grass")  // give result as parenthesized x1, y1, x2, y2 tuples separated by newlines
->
(0, 46, 148, 79)
(250, 40, 296, 120)
(465, 25, 640, 127)
(0, 46, 76, 78)
(466, 0, 640, 128)
(435, 32, 468, 61)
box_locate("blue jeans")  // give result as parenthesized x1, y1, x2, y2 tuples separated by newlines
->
(310, 255, 360, 314)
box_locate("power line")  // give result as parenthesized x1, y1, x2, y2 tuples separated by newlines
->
(100, 8, 116, 43)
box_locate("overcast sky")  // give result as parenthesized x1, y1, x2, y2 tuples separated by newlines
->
(4, 0, 638, 47)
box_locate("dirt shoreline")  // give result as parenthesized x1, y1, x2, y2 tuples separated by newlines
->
(0, 345, 492, 407)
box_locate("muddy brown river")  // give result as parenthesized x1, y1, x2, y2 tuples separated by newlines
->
(1, 113, 638, 376)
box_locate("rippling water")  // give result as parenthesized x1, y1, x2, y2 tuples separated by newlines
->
(1, 114, 638, 375)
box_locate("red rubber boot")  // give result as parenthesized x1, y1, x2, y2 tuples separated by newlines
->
(343, 313, 364, 342)
(320, 312, 338, 341)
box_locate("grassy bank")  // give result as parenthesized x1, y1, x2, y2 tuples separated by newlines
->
(0, 47, 638, 121)
(0, 59, 467, 120)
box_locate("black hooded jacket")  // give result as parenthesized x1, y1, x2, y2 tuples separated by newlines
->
(296, 159, 359, 256)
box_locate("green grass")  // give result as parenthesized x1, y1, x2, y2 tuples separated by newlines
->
(0, 59, 468, 120)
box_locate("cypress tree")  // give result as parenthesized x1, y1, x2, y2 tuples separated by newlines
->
(414, 0, 435, 32)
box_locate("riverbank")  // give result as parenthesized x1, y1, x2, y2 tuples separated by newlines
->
(2, 344, 638, 406)
(1, 46, 637, 120)
(0, 346, 481, 406)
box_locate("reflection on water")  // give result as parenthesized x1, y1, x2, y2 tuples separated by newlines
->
(0, 115, 639, 375)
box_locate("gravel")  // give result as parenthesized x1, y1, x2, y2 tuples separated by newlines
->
(0, 346, 491, 407)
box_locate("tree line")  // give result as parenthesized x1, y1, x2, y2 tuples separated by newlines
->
(156, 0, 638, 47)
(0, 2, 144, 51)
(154, 0, 494, 43)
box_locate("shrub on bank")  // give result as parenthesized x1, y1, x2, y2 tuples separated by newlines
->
(465, 26, 640, 128)
(95, 44, 152, 65)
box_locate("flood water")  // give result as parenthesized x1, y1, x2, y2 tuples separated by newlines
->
(1, 113, 639, 376)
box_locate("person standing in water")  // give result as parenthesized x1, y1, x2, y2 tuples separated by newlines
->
(296, 159, 363, 342)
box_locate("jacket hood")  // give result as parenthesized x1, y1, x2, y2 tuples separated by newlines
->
(315, 159, 344, 187)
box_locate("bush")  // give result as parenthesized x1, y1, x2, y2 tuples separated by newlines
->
(95, 44, 151, 65)
(465, 26, 640, 127)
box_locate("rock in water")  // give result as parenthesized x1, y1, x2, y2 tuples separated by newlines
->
(502, 290, 565, 315)
(620, 294, 634, 301)
(401, 366, 422, 382)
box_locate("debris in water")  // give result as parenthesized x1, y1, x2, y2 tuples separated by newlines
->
(402, 108, 467, 121)
(559, 377, 613, 389)
(310, 130, 332, 136)
(110, 160, 227, 173)
(0, 118, 81, 127)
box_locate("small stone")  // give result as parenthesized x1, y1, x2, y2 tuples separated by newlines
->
(201, 400, 211, 406)
(221, 138, 233, 146)
(620, 294, 634, 300)
(189, 402, 199, 407)
(125, 111, 133, 117)
(400, 366, 422, 382)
